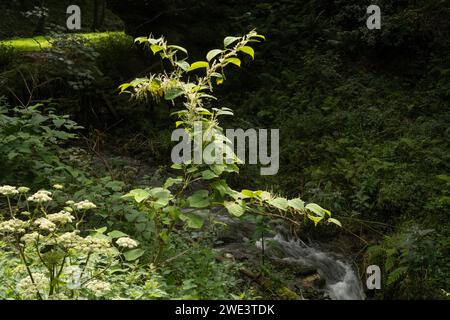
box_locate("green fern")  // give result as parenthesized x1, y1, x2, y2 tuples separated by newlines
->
(387, 266, 408, 286)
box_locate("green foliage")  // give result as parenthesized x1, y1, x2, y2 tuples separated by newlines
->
(0, 97, 82, 186)
(0, 44, 16, 70)
(119, 31, 340, 262)
(0, 186, 162, 300)
(45, 30, 102, 91)
(366, 224, 450, 299)
(160, 235, 247, 299)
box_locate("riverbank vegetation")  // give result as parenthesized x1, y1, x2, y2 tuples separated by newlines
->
(0, 0, 448, 300)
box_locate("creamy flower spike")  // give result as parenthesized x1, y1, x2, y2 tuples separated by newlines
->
(27, 190, 52, 203)
(75, 200, 97, 210)
(0, 185, 19, 196)
(34, 217, 56, 232)
(116, 237, 138, 249)
(0, 219, 28, 233)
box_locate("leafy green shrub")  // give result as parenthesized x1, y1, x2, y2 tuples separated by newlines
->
(0, 97, 82, 186)
(45, 30, 102, 91)
(0, 44, 16, 70)
(94, 33, 139, 81)
(160, 234, 246, 299)
(119, 30, 341, 263)
(366, 223, 450, 299)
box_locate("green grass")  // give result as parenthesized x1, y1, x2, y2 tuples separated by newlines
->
(0, 32, 128, 52)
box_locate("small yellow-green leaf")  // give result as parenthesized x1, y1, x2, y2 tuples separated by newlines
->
(251, 34, 266, 41)
(188, 61, 209, 72)
(305, 203, 327, 217)
(224, 36, 240, 47)
(175, 60, 190, 71)
(168, 45, 188, 55)
(328, 218, 342, 227)
(238, 46, 254, 59)
(206, 49, 223, 61)
(225, 58, 241, 67)
(307, 214, 324, 226)
(134, 37, 148, 44)
(241, 189, 255, 197)
(150, 44, 162, 54)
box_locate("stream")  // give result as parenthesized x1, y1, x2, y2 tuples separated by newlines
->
(257, 234, 366, 300)
(217, 214, 366, 300)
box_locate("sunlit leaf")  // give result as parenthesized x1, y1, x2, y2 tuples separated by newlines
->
(206, 49, 223, 61)
(188, 61, 209, 72)
(238, 46, 254, 59)
(225, 58, 241, 67)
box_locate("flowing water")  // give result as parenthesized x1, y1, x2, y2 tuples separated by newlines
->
(257, 234, 366, 300)
(216, 213, 366, 300)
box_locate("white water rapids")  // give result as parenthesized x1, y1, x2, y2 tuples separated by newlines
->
(257, 234, 366, 300)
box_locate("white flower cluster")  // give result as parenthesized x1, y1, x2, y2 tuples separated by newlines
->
(57, 232, 111, 253)
(53, 184, 64, 190)
(27, 190, 52, 203)
(21, 231, 40, 244)
(82, 236, 111, 253)
(75, 200, 97, 210)
(57, 231, 83, 249)
(116, 237, 138, 249)
(0, 185, 19, 196)
(0, 219, 28, 233)
(85, 280, 111, 296)
(47, 210, 74, 225)
(18, 187, 30, 194)
(16, 273, 48, 299)
(34, 217, 56, 232)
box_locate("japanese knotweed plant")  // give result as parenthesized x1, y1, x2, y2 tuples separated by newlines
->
(119, 30, 341, 259)
(0, 185, 165, 300)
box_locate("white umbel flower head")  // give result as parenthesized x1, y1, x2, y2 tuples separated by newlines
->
(0, 185, 19, 196)
(116, 237, 138, 249)
(47, 210, 74, 224)
(75, 200, 97, 210)
(57, 231, 82, 249)
(85, 280, 111, 296)
(21, 231, 40, 244)
(18, 187, 30, 194)
(0, 219, 28, 234)
(52, 184, 64, 190)
(16, 273, 48, 299)
(34, 217, 56, 232)
(27, 190, 52, 203)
